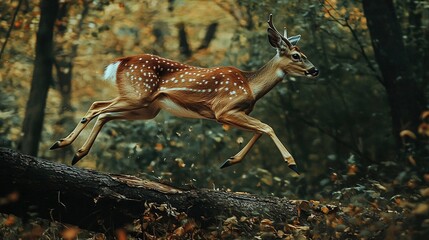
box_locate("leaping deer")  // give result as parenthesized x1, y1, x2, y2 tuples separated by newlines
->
(50, 14, 319, 174)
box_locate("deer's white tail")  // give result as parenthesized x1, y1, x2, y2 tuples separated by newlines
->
(103, 61, 121, 83)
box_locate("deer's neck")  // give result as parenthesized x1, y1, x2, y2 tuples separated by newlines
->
(245, 54, 284, 100)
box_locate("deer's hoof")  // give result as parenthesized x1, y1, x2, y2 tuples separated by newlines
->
(220, 158, 234, 169)
(49, 141, 62, 150)
(71, 154, 82, 165)
(288, 164, 300, 175)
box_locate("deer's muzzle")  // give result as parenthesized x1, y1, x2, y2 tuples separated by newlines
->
(305, 67, 319, 77)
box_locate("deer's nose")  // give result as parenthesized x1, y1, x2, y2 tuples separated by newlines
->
(305, 67, 319, 77)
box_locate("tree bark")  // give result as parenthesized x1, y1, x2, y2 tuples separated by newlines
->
(0, 148, 333, 236)
(361, 0, 426, 147)
(19, 0, 59, 156)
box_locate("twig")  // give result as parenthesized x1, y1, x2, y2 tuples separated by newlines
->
(319, 0, 383, 85)
(343, 19, 383, 84)
(0, 0, 24, 61)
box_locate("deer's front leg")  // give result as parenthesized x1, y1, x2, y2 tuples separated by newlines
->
(220, 133, 261, 169)
(218, 111, 299, 174)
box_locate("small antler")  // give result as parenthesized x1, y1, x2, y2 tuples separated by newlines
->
(267, 14, 279, 34)
(283, 27, 288, 39)
(267, 14, 292, 48)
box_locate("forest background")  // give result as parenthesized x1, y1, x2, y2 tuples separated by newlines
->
(0, 0, 428, 239)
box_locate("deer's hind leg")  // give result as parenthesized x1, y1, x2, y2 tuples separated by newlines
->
(50, 98, 119, 150)
(71, 104, 160, 165)
(50, 90, 160, 151)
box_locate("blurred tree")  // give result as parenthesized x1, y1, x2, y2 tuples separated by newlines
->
(0, 0, 23, 61)
(362, 0, 426, 147)
(19, 0, 59, 156)
(197, 22, 218, 50)
(54, 0, 89, 114)
(177, 22, 192, 58)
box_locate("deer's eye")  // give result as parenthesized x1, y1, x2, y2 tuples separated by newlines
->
(291, 53, 301, 61)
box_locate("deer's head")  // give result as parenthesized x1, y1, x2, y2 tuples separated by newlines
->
(267, 14, 319, 78)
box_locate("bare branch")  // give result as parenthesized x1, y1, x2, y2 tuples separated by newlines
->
(0, 0, 24, 61)
(319, 0, 383, 85)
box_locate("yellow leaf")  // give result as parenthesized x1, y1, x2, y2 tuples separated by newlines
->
(399, 130, 416, 139)
(321, 206, 329, 214)
(412, 203, 429, 215)
(260, 219, 273, 226)
(173, 227, 185, 236)
(224, 216, 237, 226)
(62, 227, 80, 239)
(420, 188, 429, 197)
(175, 158, 186, 168)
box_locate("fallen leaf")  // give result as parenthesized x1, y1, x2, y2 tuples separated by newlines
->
(183, 220, 196, 232)
(224, 216, 238, 226)
(154, 143, 163, 151)
(372, 182, 387, 191)
(62, 227, 80, 240)
(413, 203, 429, 215)
(116, 229, 127, 240)
(175, 158, 186, 168)
(420, 188, 429, 197)
(347, 164, 358, 175)
(173, 226, 185, 236)
(399, 130, 416, 139)
(321, 206, 330, 214)
(3, 215, 15, 226)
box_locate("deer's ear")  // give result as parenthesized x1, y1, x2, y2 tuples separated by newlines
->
(288, 35, 301, 46)
(267, 28, 288, 50)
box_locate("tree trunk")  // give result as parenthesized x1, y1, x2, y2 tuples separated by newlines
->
(177, 22, 192, 58)
(198, 22, 218, 50)
(19, 0, 59, 156)
(361, 0, 426, 147)
(0, 148, 334, 237)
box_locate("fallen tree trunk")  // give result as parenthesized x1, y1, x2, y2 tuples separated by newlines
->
(0, 148, 334, 237)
